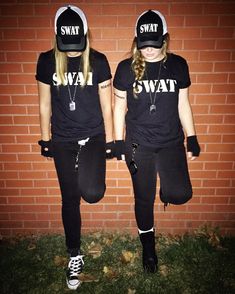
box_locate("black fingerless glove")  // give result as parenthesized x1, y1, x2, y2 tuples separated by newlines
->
(115, 140, 125, 160)
(105, 141, 115, 159)
(38, 140, 53, 158)
(187, 135, 200, 157)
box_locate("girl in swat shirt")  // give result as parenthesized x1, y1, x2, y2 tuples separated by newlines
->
(36, 5, 114, 290)
(113, 10, 200, 273)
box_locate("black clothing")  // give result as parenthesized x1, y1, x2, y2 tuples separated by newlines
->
(36, 49, 112, 142)
(114, 53, 192, 231)
(36, 49, 111, 251)
(114, 53, 191, 148)
(53, 135, 106, 250)
(125, 141, 192, 230)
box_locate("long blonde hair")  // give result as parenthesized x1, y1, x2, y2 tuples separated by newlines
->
(54, 32, 91, 87)
(131, 33, 169, 94)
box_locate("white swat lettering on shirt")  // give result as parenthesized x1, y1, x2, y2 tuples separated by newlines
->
(133, 79, 177, 94)
(61, 26, 80, 35)
(140, 24, 158, 33)
(53, 72, 93, 86)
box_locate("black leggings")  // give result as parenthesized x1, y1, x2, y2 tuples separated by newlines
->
(53, 135, 106, 251)
(125, 141, 192, 231)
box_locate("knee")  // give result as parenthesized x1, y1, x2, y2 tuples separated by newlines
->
(82, 185, 106, 204)
(160, 186, 192, 205)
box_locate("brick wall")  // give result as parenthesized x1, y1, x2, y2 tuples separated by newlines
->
(0, 1, 234, 237)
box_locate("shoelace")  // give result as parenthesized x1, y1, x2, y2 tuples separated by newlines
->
(68, 255, 84, 277)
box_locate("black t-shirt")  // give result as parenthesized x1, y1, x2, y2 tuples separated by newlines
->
(113, 53, 191, 148)
(36, 49, 112, 142)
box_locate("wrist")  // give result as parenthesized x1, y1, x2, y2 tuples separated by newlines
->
(38, 139, 53, 158)
(115, 140, 125, 160)
(105, 141, 115, 159)
(187, 135, 200, 157)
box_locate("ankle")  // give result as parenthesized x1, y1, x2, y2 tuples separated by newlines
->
(138, 227, 154, 234)
(67, 248, 81, 257)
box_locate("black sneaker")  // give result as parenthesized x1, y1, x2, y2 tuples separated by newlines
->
(66, 254, 84, 290)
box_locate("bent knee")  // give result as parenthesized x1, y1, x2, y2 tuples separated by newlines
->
(160, 187, 192, 205)
(82, 185, 106, 204)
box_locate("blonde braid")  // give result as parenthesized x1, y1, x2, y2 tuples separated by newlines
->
(131, 43, 146, 96)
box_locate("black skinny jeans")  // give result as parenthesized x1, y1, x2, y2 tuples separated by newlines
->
(53, 134, 106, 251)
(125, 140, 192, 231)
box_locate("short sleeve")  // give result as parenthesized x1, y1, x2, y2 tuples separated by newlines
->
(35, 52, 53, 85)
(96, 53, 112, 83)
(176, 56, 191, 89)
(113, 59, 133, 91)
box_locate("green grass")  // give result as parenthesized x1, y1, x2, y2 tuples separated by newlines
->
(0, 227, 234, 294)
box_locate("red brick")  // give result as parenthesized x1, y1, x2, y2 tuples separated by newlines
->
(212, 84, 235, 94)
(206, 143, 234, 153)
(201, 27, 233, 39)
(0, 16, 18, 27)
(92, 40, 117, 52)
(220, 153, 235, 161)
(185, 15, 218, 27)
(200, 51, 230, 62)
(204, 3, 235, 15)
(209, 125, 234, 134)
(6, 52, 37, 63)
(223, 134, 235, 142)
(0, 221, 23, 228)
(13, 115, 39, 125)
(0, 106, 27, 115)
(211, 105, 235, 114)
(195, 94, 226, 105)
(216, 39, 235, 50)
(102, 4, 135, 15)
(2, 144, 31, 153)
(219, 15, 235, 26)
(18, 17, 51, 28)
(203, 180, 230, 187)
(184, 40, 216, 50)
(194, 114, 223, 124)
(6, 180, 33, 188)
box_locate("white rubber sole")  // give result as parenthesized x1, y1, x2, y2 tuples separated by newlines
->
(66, 278, 81, 290)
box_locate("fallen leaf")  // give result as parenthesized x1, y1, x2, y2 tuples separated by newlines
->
(121, 250, 136, 264)
(103, 266, 118, 280)
(128, 289, 136, 294)
(102, 236, 113, 246)
(79, 273, 99, 283)
(54, 255, 67, 267)
(88, 241, 102, 259)
(27, 242, 36, 250)
(159, 264, 168, 277)
(91, 231, 102, 239)
(103, 266, 109, 274)
(208, 232, 222, 249)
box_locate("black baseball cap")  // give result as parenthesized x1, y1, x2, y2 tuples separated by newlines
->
(55, 5, 88, 52)
(135, 10, 168, 49)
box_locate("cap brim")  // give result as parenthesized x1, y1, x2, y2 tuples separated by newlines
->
(56, 35, 87, 52)
(137, 36, 164, 50)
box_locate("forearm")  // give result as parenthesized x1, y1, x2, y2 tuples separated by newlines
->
(178, 88, 196, 137)
(39, 105, 51, 141)
(99, 79, 114, 143)
(114, 108, 125, 140)
(102, 108, 114, 143)
(179, 103, 196, 137)
(113, 89, 127, 140)
(38, 81, 51, 141)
